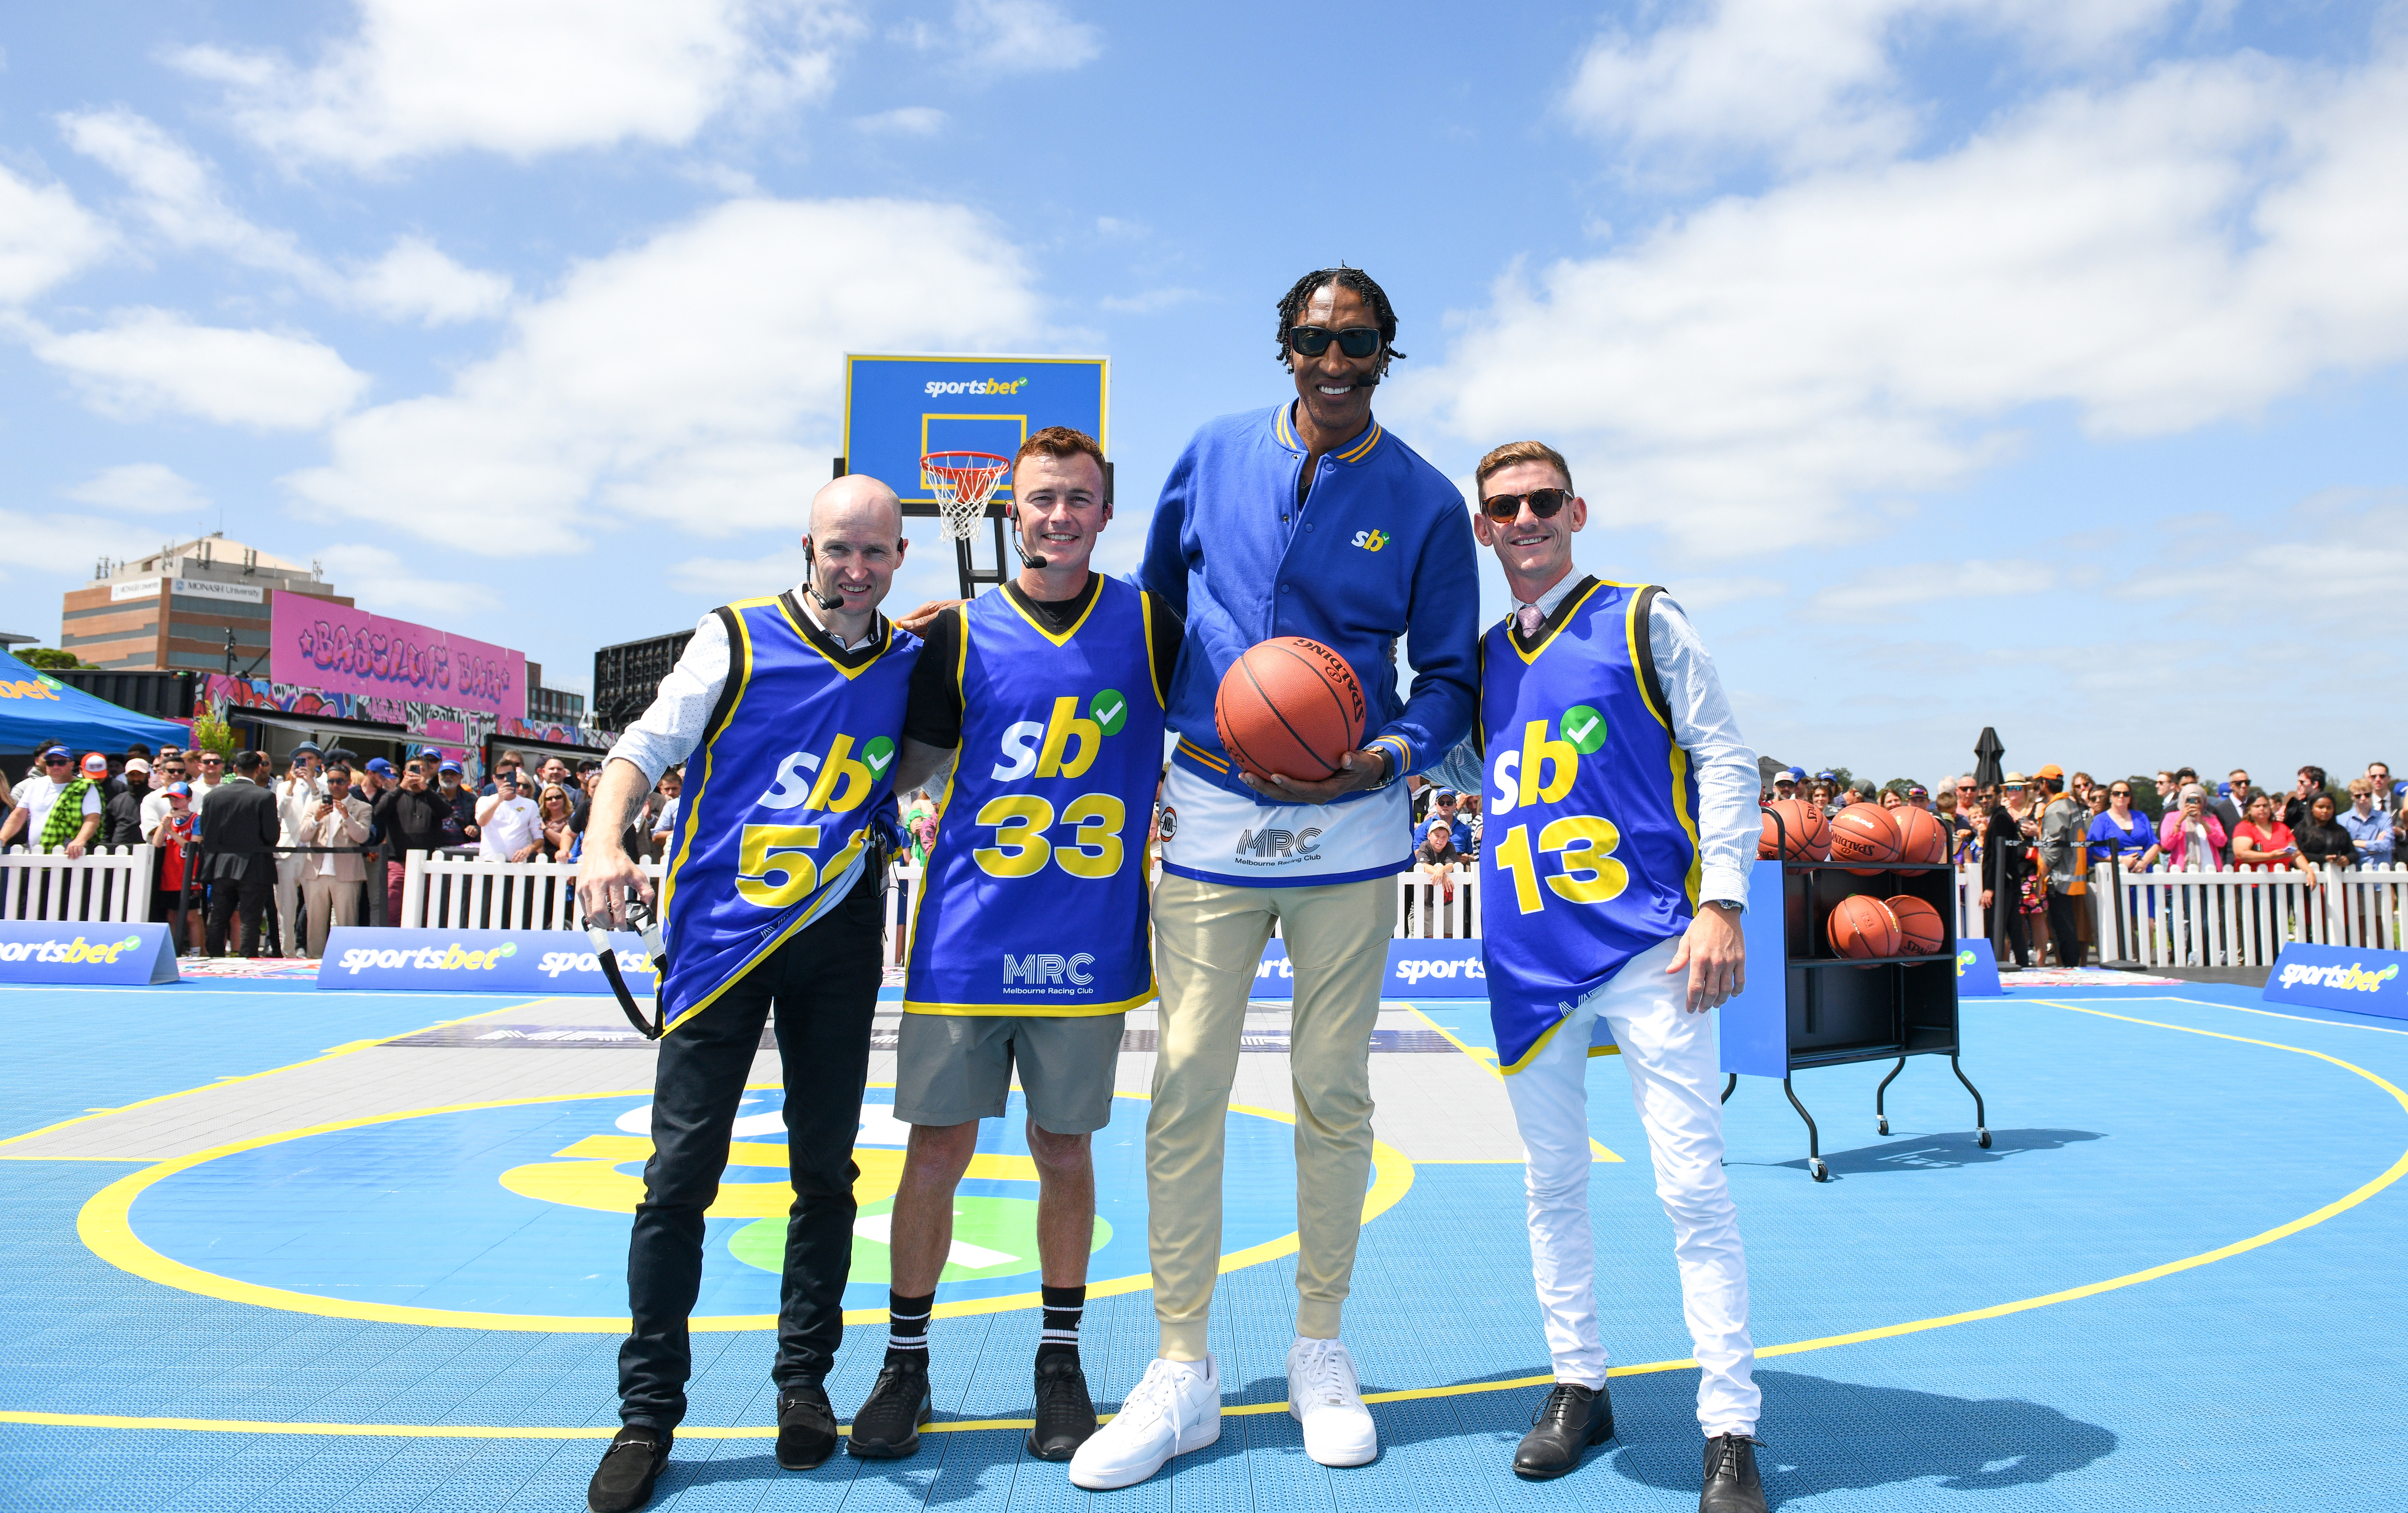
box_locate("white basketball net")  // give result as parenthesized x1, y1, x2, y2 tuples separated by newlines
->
(921, 451, 1011, 541)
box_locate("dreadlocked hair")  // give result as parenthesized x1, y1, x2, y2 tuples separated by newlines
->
(1275, 266, 1405, 368)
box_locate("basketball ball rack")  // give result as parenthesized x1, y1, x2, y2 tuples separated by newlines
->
(1734, 806, 1989, 1181)
(831, 453, 1114, 600)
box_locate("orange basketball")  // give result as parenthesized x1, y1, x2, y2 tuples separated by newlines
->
(1827, 895, 1901, 959)
(1889, 896, 1944, 955)
(1213, 637, 1366, 783)
(1758, 798, 1831, 861)
(1891, 806, 1947, 875)
(1829, 802, 1902, 875)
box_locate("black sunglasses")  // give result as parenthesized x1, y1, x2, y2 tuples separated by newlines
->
(1288, 325, 1381, 359)
(43, 757, 71, 767)
(1479, 487, 1572, 523)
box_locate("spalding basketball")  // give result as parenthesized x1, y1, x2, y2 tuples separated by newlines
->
(1889, 896, 1944, 955)
(1891, 806, 1947, 875)
(1827, 895, 1901, 959)
(1213, 637, 1366, 783)
(1829, 802, 1902, 875)
(1758, 798, 1831, 861)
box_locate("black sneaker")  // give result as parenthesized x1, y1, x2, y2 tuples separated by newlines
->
(1513, 1382, 1613, 1480)
(847, 1356, 932, 1459)
(1700, 1434, 1768, 1513)
(775, 1385, 837, 1471)
(587, 1426, 672, 1513)
(1026, 1353, 1097, 1461)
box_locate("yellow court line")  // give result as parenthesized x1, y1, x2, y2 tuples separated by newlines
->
(17, 1000, 2405, 1440)
(73, 1087, 1415, 1333)
(2147, 993, 2408, 1038)
(0, 995, 541, 1155)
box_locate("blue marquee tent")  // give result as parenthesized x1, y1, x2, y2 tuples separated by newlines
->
(0, 653, 187, 757)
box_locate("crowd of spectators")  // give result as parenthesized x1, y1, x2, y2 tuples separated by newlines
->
(1756, 759, 2406, 969)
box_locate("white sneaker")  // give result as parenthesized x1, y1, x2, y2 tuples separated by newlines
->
(1067, 1354, 1221, 1490)
(1287, 1336, 1377, 1466)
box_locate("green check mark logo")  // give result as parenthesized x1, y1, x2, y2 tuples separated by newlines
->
(1090, 689, 1127, 737)
(1561, 705, 1606, 755)
(861, 736, 896, 774)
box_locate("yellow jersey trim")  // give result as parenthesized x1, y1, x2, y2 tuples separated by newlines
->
(999, 579, 1104, 648)
(1336, 421, 1383, 462)
(1177, 739, 1230, 774)
(1509, 578, 1620, 666)
(1140, 591, 1168, 708)
(657, 598, 772, 927)
(660, 829, 871, 1036)
(1499, 1009, 1572, 1075)
(900, 979, 1156, 1018)
(774, 596, 894, 683)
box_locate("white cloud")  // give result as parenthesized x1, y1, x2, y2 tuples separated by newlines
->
(58, 108, 314, 275)
(347, 236, 513, 324)
(2113, 489, 2408, 634)
(0, 164, 112, 304)
(0, 506, 146, 584)
(60, 110, 513, 324)
(1808, 558, 2055, 619)
(1665, 576, 1787, 611)
(173, 0, 857, 170)
(30, 309, 370, 430)
(853, 106, 946, 136)
(1568, 0, 2185, 169)
(285, 196, 1044, 554)
(669, 545, 811, 596)
(953, 0, 1100, 74)
(62, 463, 211, 516)
(316, 543, 501, 619)
(1407, 43, 2408, 560)
(1099, 286, 1202, 314)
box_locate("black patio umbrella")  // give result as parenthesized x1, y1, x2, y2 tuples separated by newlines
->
(1973, 728, 2005, 789)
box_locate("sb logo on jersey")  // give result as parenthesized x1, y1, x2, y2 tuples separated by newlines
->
(1488, 705, 1606, 817)
(1487, 706, 1624, 916)
(991, 690, 1128, 782)
(1349, 529, 1389, 551)
(755, 733, 896, 816)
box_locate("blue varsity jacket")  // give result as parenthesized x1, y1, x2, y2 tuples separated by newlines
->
(1137, 402, 1479, 800)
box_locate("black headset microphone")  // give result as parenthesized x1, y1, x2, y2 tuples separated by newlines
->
(800, 536, 847, 612)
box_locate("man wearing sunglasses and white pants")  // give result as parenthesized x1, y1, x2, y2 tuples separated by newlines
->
(1068, 266, 1479, 1490)
(1430, 439, 1766, 1511)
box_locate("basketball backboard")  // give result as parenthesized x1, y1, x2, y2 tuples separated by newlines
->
(839, 352, 1109, 514)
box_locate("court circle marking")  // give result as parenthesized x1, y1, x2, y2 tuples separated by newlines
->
(23, 1001, 2404, 1439)
(74, 1085, 1414, 1333)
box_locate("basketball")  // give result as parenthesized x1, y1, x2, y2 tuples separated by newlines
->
(1213, 637, 1367, 783)
(1827, 895, 1902, 959)
(1758, 798, 1831, 861)
(1890, 896, 1944, 955)
(1829, 802, 1902, 874)
(1892, 806, 1948, 874)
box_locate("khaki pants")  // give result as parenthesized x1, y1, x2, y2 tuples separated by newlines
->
(1147, 870, 1393, 1361)
(300, 876, 358, 960)
(274, 855, 306, 957)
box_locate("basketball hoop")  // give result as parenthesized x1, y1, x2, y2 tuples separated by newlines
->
(921, 451, 1011, 541)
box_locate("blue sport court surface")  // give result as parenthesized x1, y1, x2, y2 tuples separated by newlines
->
(2, 973, 2404, 1509)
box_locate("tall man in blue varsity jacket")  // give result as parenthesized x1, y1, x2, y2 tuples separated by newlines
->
(1432, 440, 1767, 1513)
(1068, 267, 1480, 1491)
(573, 475, 920, 1513)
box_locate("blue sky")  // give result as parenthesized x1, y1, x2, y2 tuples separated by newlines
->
(3, 0, 2402, 786)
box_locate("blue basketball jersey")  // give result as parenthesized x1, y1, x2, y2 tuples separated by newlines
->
(657, 595, 918, 1035)
(1478, 579, 1703, 1071)
(904, 578, 1168, 1016)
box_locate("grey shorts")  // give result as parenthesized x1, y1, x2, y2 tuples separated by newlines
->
(892, 1012, 1127, 1134)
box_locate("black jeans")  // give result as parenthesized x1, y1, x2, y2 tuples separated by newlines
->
(619, 871, 885, 1430)
(2044, 888, 2087, 967)
(205, 865, 274, 956)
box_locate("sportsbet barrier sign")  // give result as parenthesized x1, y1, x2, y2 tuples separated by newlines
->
(317, 927, 660, 993)
(0, 922, 179, 985)
(1252, 939, 1489, 999)
(2264, 942, 2408, 1021)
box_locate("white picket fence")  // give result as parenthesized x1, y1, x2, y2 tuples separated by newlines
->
(0, 845, 158, 922)
(1946, 857, 2408, 968)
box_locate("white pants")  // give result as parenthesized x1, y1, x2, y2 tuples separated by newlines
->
(1503, 935, 1759, 1438)
(274, 855, 306, 957)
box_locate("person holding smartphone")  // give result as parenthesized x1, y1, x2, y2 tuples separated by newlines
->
(2232, 790, 2309, 877)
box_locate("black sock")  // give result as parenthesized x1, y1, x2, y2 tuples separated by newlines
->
(1038, 1284, 1085, 1363)
(886, 1290, 933, 1368)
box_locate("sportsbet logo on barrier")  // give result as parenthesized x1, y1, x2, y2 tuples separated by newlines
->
(0, 933, 145, 965)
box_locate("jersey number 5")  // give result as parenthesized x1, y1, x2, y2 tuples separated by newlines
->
(972, 794, 1127, 880)
(1491, 815, 1628, 914)
(735, 823, 821, 908)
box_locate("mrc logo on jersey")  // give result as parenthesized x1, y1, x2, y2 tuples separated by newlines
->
(1003, 951, 1098, 991)
(991, 690, 1128, 781)
(755, 734, 896, 814)
(1489, 705, 1608, 816)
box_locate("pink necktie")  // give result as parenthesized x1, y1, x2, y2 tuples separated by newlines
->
(1516, 604, 1546, 637)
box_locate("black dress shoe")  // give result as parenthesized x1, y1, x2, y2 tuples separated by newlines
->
(776, 1385, 837, 1471)
(587, 1426, 672, 1513)
(1700, 1434, 1768, 1513)
(847, 1356, 932, 1459)
(1513, 1382, 1613, 1480)
(1026, 1353, 1098, 1461)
